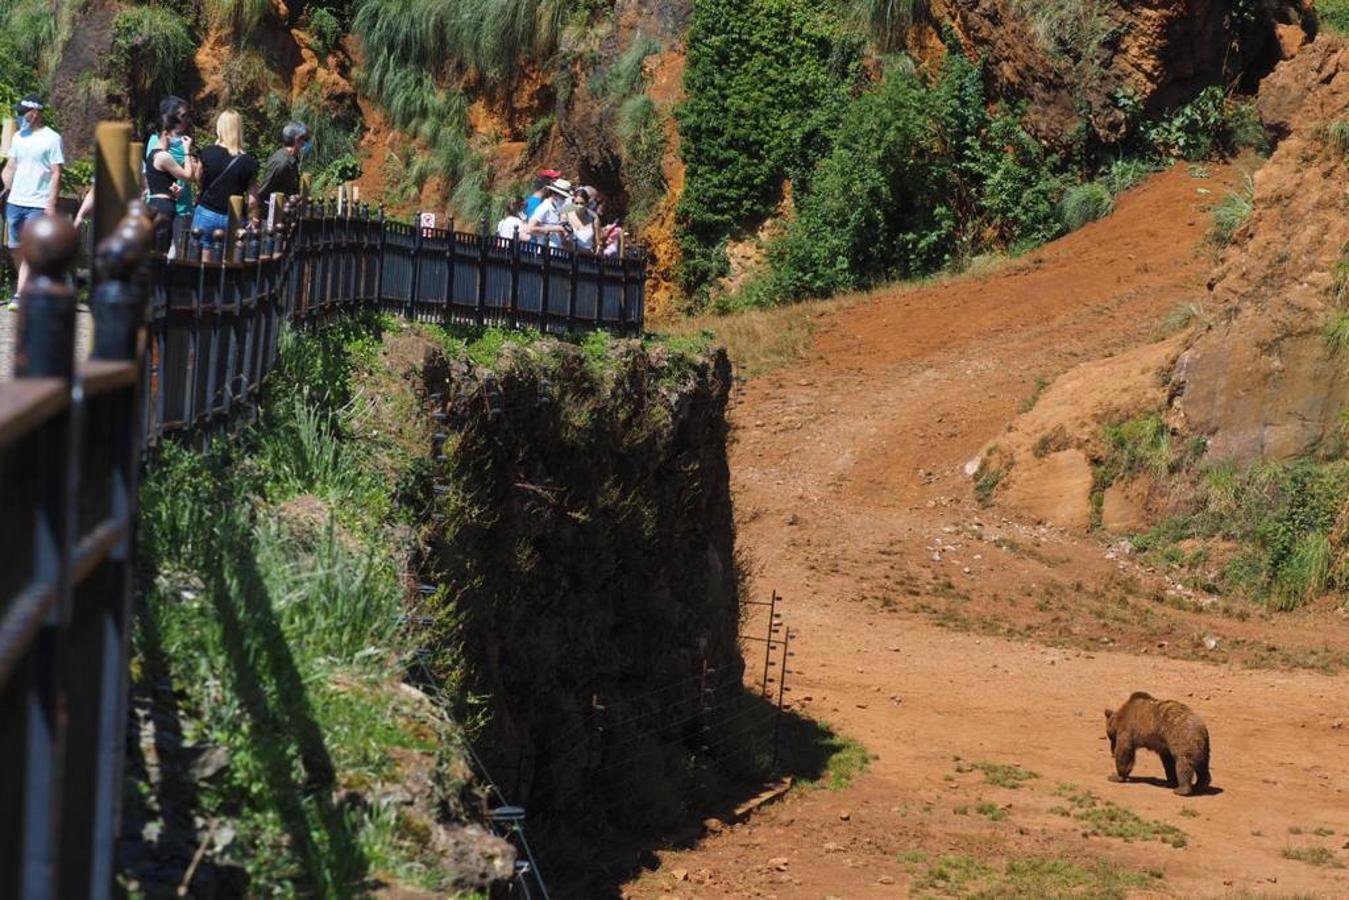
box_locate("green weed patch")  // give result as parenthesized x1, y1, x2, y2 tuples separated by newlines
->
(1052, 784, 1188, 848)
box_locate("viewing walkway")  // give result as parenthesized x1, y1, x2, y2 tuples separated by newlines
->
(0, 121, 649, 900)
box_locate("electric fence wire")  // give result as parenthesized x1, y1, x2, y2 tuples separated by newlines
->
(404, 651, 551, 900)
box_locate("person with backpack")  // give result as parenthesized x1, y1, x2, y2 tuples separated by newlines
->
(144, 105, 200, 254)
(1, 94, 64, 307)
(192, 110, 259, 254)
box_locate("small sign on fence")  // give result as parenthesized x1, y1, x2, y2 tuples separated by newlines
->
(420, 212, 437, 232)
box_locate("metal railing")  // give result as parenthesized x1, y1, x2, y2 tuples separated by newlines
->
(0, 120, 651, 898)
(0, 206, 149, 900)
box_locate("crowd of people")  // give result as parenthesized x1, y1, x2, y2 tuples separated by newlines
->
(497, 169, 626, 257)
(0, 91, 312, 308)
(1, 90, 630, 311)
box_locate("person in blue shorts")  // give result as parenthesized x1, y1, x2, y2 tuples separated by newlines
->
(2, 94, 64, 308)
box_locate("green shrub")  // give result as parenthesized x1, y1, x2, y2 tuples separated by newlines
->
(1148, 87, 1267, 160)
(1319, 0, 1349, 34)
(739, 52, 1067, 306)
(110, 6, 195, 104)
(1060, 182, 1114, 231)
(676, 0, 863, 300)
(308, 6, 343, 57)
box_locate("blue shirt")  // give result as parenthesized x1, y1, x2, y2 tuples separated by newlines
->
(525, 195, 543, 219)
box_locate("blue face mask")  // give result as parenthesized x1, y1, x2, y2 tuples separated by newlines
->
(301, 141, 313, 156)
(18, 116, 32, 136)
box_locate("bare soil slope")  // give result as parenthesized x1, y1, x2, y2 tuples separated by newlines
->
(624, 163, 1349, 897)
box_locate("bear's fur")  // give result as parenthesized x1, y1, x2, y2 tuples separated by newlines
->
(1104, 691, 1211, 796)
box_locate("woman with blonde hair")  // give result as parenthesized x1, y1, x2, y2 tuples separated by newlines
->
(191, 109, 260, 251)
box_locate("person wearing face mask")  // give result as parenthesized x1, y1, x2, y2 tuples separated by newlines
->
(257, 121, 309, 200)
(1, 94, 64, 308)
(145, 96, 196, 253)
(144, 106, 200, 254)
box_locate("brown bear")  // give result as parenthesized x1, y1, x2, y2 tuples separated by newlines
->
(1104, 691, 1211, 796)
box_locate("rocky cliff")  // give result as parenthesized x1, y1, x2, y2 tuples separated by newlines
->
(1175, 36, 1349, 460)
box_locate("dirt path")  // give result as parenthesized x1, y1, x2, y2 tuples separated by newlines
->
(625, 164, 1349, 897)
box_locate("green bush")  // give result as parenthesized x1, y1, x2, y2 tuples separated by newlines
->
(308, 6, 343, 57)
(1060, 181, 1114, 231)
(1148, 86, 1268, 160)
(1319, 0, 1349, 34)
(111, 6, 195, 105)
(737, 52, 1068, 306)
(675, 0, 863, 300)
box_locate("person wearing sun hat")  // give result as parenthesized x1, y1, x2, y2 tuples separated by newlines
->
(2, 94, 64, 308)
(526, 177, 572, 248)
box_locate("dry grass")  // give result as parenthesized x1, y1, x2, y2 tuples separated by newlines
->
(654, 295, 856, 377)
(653, 255, 1014, 378)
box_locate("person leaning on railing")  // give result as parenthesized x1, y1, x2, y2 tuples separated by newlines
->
(192, 110, 260, 253)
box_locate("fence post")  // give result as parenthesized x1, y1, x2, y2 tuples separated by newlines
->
(618, 251, 630, 335)
(541, 243, 552, 331)
(375, 204, 387, 309)
(567, 242, 579, 331)
(476, 216, 488, 327)
(408, 210, 423, 322)
(450, 215, 461, 327)
(8, 214, 79, 900)
(72, 209, 152, 900)
(509, 227, 521, 330)
(92, 122, 133, 248)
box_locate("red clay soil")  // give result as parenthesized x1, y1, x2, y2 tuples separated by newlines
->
(623, 163, 1349, 897)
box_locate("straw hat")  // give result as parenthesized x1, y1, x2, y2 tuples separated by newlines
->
(547, 178, 574, 197)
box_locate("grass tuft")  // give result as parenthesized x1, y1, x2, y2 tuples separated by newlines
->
(1060, 181, 1115, 231)
(1282, 846, 1345, 868)
(1210, 172, 1255, 246)
(1054, 784, 1189, 848)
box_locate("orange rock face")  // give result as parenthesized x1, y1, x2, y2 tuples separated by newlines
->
(1175, 37, 1349, 461)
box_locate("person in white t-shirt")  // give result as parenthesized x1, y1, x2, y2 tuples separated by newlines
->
(527, 178, 571, 248)
(496, 198, 528, 241)
(1, 94, 64, 307)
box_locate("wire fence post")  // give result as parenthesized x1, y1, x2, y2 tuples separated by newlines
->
(771, 629, 790, 775)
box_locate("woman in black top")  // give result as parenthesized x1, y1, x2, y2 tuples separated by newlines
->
(191, 110, 260, 251)
(145, 107, 199, 254)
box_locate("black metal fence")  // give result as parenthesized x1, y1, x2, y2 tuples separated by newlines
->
(0, 208, 149, 900)
(0, 121, 650, 898)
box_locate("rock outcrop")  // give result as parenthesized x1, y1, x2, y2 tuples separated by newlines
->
(1174, 36, 1349, 460)
(927, 0, 1312, 145)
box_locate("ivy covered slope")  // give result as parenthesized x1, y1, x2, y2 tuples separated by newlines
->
(126, 315, 514, 896)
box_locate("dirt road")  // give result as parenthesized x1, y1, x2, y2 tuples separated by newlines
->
(625, 164, 1349, 897)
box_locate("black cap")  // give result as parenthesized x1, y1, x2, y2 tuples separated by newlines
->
(15, 94, 43, 115)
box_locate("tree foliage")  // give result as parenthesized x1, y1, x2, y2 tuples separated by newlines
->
(675, 0, 864, 299)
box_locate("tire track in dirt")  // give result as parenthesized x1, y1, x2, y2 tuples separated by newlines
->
(625, 164, 1349, 897)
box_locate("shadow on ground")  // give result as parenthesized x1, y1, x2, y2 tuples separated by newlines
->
(542, 692, 852, 898)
